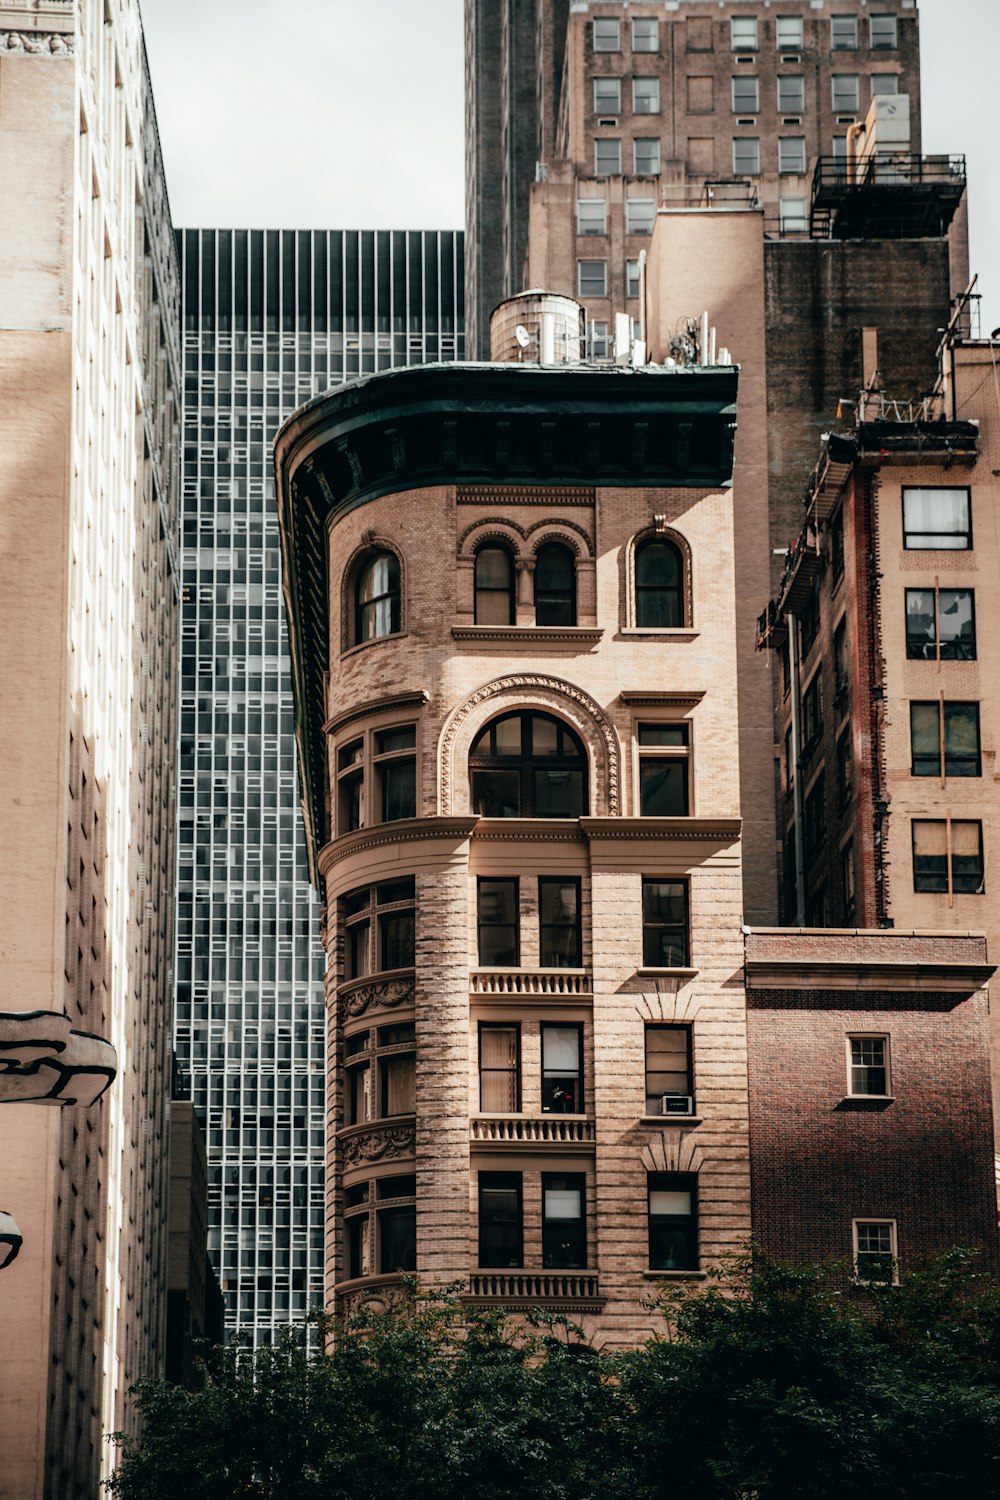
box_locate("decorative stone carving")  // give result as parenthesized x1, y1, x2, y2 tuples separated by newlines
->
(0, 31, 74, 54)
(341, 975, 416, 1020)
(439, 673, 621, 816)
(0, 1011, 117, 1107)
(341, 1122, 415, 1168)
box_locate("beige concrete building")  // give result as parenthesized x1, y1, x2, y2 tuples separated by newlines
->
(276, 335, 754, 1344)
(0, 1, 180, 1493)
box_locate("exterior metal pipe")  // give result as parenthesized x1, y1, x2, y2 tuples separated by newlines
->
(787, 610, 807, 925)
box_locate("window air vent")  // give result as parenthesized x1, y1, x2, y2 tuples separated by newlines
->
(836, 114, 857, 124)
(782, 116, 802, 125)
(598, 117, 619, 127)
(735, 54, 754, 64)
(660, 1094, 695, 1116)
(781, 53, 801, 63)
(737, 117, 757, 125)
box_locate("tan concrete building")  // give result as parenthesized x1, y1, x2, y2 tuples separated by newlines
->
(276, 337, 755, 1344)
(0, 1, 180, 1493)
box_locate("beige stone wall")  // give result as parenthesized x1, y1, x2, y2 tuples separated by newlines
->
(319, 473, 750, 1345)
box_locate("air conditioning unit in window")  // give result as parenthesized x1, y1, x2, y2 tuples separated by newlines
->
(660, 1093, 695, 1116)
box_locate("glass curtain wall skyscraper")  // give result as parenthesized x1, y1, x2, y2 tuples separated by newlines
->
(175, 229, 464, 1343)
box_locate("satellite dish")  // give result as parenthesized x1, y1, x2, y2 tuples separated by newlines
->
(514, 324, 532, 349)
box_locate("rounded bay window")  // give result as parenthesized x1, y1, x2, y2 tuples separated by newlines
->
(469, 710, 588, 818)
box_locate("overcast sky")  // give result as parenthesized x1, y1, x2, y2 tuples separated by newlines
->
(140, 0, 997, 332)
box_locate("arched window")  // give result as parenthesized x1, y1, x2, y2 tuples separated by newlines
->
(355, 552, 401, 643)
(475, 546, 515, 626)
(469, 711, 588, 818)
(635, 538, 683, 628)
(534, 543, 576, 627)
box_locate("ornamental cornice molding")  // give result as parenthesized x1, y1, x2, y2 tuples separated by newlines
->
(0, 29, 73, 52)
(456, 485, 595, 507)
(471, 819, 587, 844)
(439, 673, 621, 816)
(324, 690, 429, 738)
(339, 1119, 416, 1168)
(451, 626, 603, 646)
(318, 815, 479, 876)
(620, 690, 706, 708)
(580, 816, 742, 842)
(340, 975, 415, 1021)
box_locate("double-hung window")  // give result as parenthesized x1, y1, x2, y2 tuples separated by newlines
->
(479, 1173, 522, 1267)
(633, 76, 660, 113)
(870, 15, 898, 49)
(912, 819, 984, 895)
(648, 1174, 698, 1270)
(854, 1220, 897, 1284)
(594, 138, 622, 175)
(375, 725, 416, 821)
(645, 1025, 693, 1115)
(847, 1035, 890, 1097)
(577, 198, 607, 236)
(776, 16, 803, 49)
(477, 878, 519, 965)
(641, 879, 689, 967)
(733, 137, 760, 175)
(632, 17, 659, 52)
(831, 75, 860, 112)
(780, 197, 807, 233)
(871, 74, 898, 96)
(337, 737, 364, 833)
(542, 1174, 586, 1268)
(626, 197, 656, 235)
(902, 487, 971, 549)
(831, 15, 858, 49)
(905, 588, 976, 661)
(732, 75, 759, 113)
(541, 1023, 583, 1113)
(593, 17, 620, 52)
(479, 1023, 520, 1112)
(634, 137, 661, 175)
(730, 17, 758, 50)
(909, 702, 981, 778)
(777, 76, 805, 113)
(578, 259, 608, 298)
(593, 76, 621, 114)
(539, 878, 582, 967)
(778, 137, 807, 174)
(637, 723, 690, 816)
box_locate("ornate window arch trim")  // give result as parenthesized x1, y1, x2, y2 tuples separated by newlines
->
(340, 532, 406, 653)
(438, 674, 621, 816)
(526, 519, 594, 558)
(625, 524, 694, 629)
(457, 517, 528, 560)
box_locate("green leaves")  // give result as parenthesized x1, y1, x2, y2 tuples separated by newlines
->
(107, 1254, 1000, 1500)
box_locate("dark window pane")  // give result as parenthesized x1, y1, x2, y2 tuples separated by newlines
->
(356, 552, 401, 641)
(635, 540, 682, 627)
(535, 544, 576, 627)
(471, 769, 521, 817)
(478, 1173, 522, 1267)
(381, 912, 415, 970)
(642, 880, 689, 967)
(381, 1054, 415, 1116)
(639, 760, 688, 815)
(850, 1037, 887, 1096)
(475, 547, 515, 625)
(648, 1174, 697, 1270)
(377, 726, 416, 754)
(542, 1175, 586, 1269)
(539, 878, 582, 967)
(533, 768, 584, 817)
(381, 759, 416, 820)
(478, 879, 519, 966)
(378, 1206, 416, 1273)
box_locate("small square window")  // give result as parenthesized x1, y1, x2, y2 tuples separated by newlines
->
(732, 75, 760, 113)
(854, 1220, 897, 1284)
(777, 76, 805, 113)
(831, 15, 858, 49)
(594, 138, 622, 175)
(776, 16, 804, 49)
(593, 17, 621, 52)
(578, 259, 608, 298)
(847, 1035, 890, 1097)
(577, 198, 607, 236)
(626, 197, 656, 235)
(832, 74, 860, 112)
(593, 76, 621, 113)
(871, 73, 898, 96)
(633, 76, 661, 113)
(780, 196, 807, 233)
(633, 137, 661, 175)
(871, 15, 898, 49)
(732, 137, 760, 175)
(730, 17, 758, 51)
(633, 18, 659, 52)
(778, 137, 807, 174)
(902, 487, 971, 549)
(641, 879, 689, 968)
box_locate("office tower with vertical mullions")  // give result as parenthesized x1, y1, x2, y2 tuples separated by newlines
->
(175, 229, 464, 1344)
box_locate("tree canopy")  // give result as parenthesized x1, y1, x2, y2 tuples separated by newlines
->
(107, 1249, 1000, 1500)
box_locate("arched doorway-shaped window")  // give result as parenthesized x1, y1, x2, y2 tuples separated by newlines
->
(534, 543, 576, 627)
(470, 711, 588, 818)
(635, 538, 683, 628)
(355, 551, 401, 643)
(475, 546, 515, 625)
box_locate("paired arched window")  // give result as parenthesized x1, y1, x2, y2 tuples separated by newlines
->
(534, 543, 576, 627)
(469, 710, 588, 818)
(474, 546, 516, 625)
(355, 551, 401, 644)
(635, 538, 683, 628)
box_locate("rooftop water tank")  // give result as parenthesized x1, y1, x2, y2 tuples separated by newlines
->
(490, 290, 586, 365)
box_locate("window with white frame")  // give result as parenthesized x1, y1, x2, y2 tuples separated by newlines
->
(626, 258, 641, 299)
(902, 486, 971, 549)
(578, 259, 608, 298)
(777, 75, 805, 112)
(626, 197, 656, 235)
(832, 74, 860, 111)
(778, 137, 807, 174)
(853, 1220, 897, 1283)
(870, 14, 898, 49)
(633, 76, 660, 113)
(776, 15, 803, 49)
(871, 73, 898, 96)
(633, 137, 661, 174)
(732, 75, 760, 112)
(780, 196, 808, 232)
(847, 1035, 890, 1097)
(733, 137, 760, 175)
(577, 198, 607, 236)
(632, 17, 659, 52)
(730, 16, 758, 50)
(594, 138, 622, 175)
(593, 76, 621, 114)
(831, 15, 858, 49)
(593, 17, 620, 52)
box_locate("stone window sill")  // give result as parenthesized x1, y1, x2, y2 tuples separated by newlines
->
(640, 1114, 702, 1127)
(637, 967, 699, 980)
